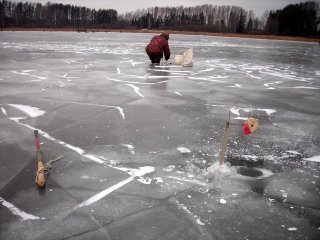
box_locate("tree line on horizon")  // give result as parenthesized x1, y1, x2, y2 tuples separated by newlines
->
(0, 0, 319, 36)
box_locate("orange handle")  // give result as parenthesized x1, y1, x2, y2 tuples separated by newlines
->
(36, 161, 46, 187)
(35, 150, 46, 187)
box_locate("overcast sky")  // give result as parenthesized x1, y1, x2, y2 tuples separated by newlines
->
(18, 0, 315, 17)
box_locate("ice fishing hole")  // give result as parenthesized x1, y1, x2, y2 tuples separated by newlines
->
(237, 167, 263, 177)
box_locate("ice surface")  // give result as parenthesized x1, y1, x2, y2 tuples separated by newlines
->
(0, 32, 319, 240)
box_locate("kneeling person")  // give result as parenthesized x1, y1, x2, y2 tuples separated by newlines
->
(145, 33, 171, 64)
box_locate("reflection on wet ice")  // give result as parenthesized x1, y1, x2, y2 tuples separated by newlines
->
(146, 64, 169, 91)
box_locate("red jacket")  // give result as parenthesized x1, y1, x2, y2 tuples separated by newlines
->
(145, 33, 170, 61)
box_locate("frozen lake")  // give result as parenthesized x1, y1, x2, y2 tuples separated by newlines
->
(0, 31, 320, 239)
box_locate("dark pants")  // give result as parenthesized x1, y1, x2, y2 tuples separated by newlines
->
(146, 50, 162, 64)
(150, 57, 162, 64)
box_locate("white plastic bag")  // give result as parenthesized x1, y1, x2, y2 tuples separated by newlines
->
(182, 48, 193, 67)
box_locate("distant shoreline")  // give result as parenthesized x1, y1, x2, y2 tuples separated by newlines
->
(1, 27, 320, 43)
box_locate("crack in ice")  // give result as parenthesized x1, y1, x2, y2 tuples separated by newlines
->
(126, 84, 144, 98)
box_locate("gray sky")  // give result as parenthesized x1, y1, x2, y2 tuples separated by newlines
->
(18, 0, 315, 17)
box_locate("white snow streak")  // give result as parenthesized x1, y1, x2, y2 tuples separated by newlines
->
(122, 144, 135, 154)
(143, 75, 180, 79)
(77, 166, 154, 207)
(106, 77, 171, 84)
(120, 60, 144, 66)
(115, 166, 155, 178)
(9, 117, 105, 164)
(188, 76, 225, 82)
(167, 176, 208, 186)
(154, 65, 182, 68)
(154, 177, 163, 184)
(175, 199, 205, 226)
(177, 147, 191, 154)
(57, 73, 79, 79)
(115, 106, 125, 120)
(8, 104, 45, 118)
(163, 165, 175, 172)
(230, 106, 240, 116)
(288, 227, 297, 231)
(59, 100, 125, 120)
(227, 84, 242, 88)
(220, 199, 227, 204)
(232, 117, 248, 120)
(126, 84, 144, 98)
(84, 154, 106, 164)
(76, 176, 134, 208)
(257, 108, 276, 116)
(264, 81, 282, 88)
(0, 197, 43, 220)
(11, 70, 47, 80)
(289, 86, 320, 90)
(1, 107, 7, 116)
(303, 155, 320, 163)
(198, 68, 214, 72)
(150, 69, 193, 74)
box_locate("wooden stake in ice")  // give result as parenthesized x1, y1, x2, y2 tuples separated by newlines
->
(219, 121, 230, 165)
(218, 102, 259, 165)
(34, 130, 63, 187)
(34, 130, 46, 187)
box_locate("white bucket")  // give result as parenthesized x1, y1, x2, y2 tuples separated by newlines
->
(173, 55, 183, 65)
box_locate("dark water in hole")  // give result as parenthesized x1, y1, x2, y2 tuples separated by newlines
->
(237, 166, 263, 177)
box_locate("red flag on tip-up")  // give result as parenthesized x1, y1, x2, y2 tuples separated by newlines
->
(243, 118, 259, 135)
(243, 121, 251, 135)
